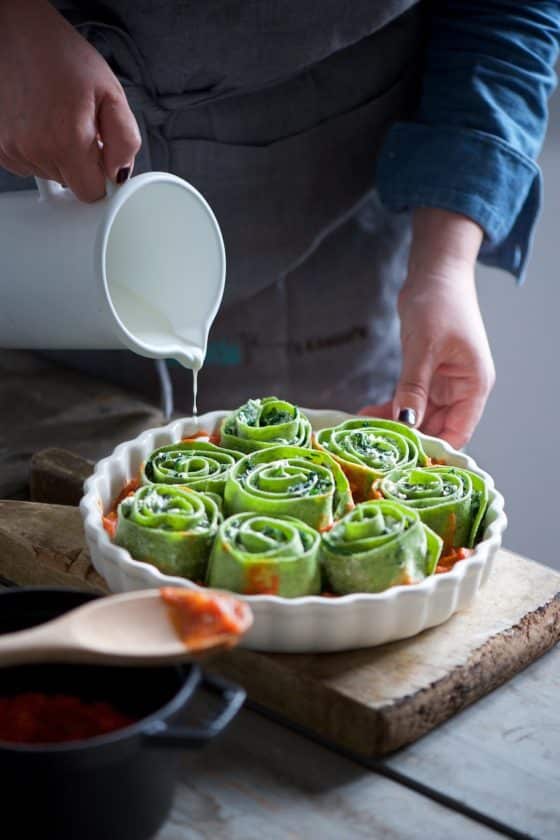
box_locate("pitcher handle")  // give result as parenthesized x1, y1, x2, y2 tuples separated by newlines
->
(35, 177, 117, 201)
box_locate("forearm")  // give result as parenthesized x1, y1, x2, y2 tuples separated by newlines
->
(406, 208, 483, 288)
(388, 206, 494, 448)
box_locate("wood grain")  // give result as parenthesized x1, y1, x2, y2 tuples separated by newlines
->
(155, 708, 500, 840)
(0, 500, 106, 592)
(1, 497, 558, 763)
(386, 641, 560, 840)
(30, 448, 93, 506)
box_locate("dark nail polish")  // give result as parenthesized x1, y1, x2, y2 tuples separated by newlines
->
(398, 408, 417, 427)
(116, 166, 130, 185)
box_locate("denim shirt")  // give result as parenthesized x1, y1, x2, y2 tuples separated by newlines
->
(376, 0, 560, 281)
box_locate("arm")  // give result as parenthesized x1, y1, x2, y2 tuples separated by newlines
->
(396, 207, 493, 448)
(0, 0, 140, 200)
(366, 1, 560, 446)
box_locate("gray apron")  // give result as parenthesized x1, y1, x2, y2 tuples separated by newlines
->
(3, 1, 424, 413)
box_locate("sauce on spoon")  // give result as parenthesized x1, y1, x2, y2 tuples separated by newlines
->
(160, 588, 252, 650)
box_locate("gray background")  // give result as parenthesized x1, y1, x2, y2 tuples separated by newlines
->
(470, 88, 559, 570)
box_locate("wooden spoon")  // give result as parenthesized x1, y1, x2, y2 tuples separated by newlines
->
(0, 589, 253, 668)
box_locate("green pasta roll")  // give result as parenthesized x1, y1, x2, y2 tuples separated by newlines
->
(220, 397, 312, 453)
(115, 484, 221, 579)
(376, 465, 488, 549)
(224, 445, 353, 531)
(315, 418, 428, 501)
(142, 440, 242, 497)
(207, 512, 321, 597)
(321, 499, 442, 594)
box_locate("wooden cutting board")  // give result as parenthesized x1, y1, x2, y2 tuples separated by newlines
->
(1, 449, 559, 757)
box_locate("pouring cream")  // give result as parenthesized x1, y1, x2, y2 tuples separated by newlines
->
(109, 282, 206, 418)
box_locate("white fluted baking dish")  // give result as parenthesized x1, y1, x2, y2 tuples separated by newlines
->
(80, 409, 507, 652)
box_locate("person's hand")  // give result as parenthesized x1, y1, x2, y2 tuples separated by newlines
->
(360, 208, 495, 449)
(0, 0, 141, 201)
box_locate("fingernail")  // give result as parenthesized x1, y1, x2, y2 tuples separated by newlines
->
(116, 166, 130, 185)
(398, 408, 417, 427)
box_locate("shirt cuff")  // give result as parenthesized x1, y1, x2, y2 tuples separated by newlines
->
(376, 122, 542, 282)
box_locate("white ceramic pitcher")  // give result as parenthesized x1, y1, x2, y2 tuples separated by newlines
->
(0, 172, 225, 370)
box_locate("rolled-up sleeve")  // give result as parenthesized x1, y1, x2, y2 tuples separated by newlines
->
(376, 1, 560, 281)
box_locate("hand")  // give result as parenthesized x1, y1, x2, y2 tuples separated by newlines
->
(361, 208, 495, 449)
(0, 0, 141, 201)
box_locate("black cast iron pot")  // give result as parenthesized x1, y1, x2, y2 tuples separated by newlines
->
(0, 588, 245, 840)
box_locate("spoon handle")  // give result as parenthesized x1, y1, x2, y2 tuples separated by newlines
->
(0, 618, 71, 666)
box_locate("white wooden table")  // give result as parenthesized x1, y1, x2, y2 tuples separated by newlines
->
(154, 643, 558, 840)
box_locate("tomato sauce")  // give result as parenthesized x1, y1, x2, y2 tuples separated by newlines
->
(114, 478, 140, 507)
(442, 512, 457, 552)
(102, 510, 118, 539)
(102, 478, 140, 538)
(160, 587, 251, 647)
(244, 565, 280, 596)
(181, 431, 222, 445)
(436, 546, 473, 574)
(0, 693, 136, 744)
(426, 456, 447, 466)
